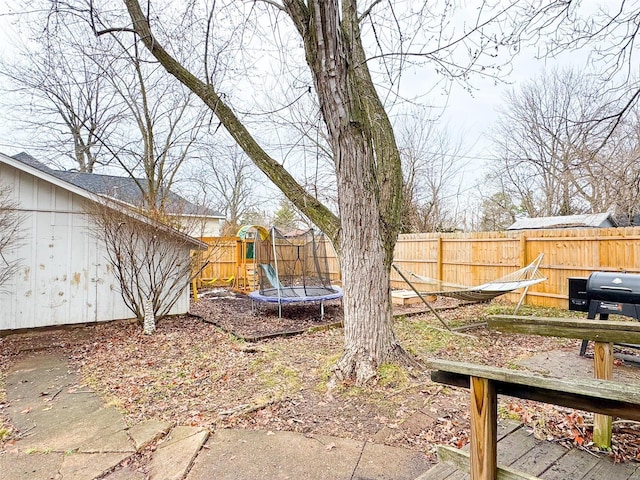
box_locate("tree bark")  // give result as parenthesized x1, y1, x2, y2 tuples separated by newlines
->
(286, 0, 409, 383)
(123, 0, 340, 246)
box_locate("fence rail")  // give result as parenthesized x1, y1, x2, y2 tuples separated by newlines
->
(195, 227, 640, 309)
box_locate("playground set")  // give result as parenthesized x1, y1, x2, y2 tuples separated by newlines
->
(195, 225, 343, 318)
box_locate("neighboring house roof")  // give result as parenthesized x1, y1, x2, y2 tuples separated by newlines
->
(11, 152, 224, 218)
(507, 213, 616, 230)
(2, 152, 207, 248)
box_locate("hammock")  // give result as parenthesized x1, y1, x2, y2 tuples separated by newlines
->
(395, 253, 546, 303)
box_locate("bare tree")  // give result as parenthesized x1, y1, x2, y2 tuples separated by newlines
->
(489, 68, 623, 217)
(0, 22, 123, 172)
(192, 144, 260, 235)
(83, 31, 209, 210)
(43, 0, 533, 383)
(105, 0, 530, 384)
(522, 1, 640, 136)
(3, 3, 208, 213)
(589, 109, 640, 224)
(0, 185, 23, 292)
(397, 110, 466, 233)
(87, 199, 203, 330)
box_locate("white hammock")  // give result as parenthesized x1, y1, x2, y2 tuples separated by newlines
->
(397, 253, 546, 303)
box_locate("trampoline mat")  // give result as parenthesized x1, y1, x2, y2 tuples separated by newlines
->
(249, 286, 343, 303)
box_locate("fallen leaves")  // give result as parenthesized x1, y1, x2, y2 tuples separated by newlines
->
(1, 297, 639, 464)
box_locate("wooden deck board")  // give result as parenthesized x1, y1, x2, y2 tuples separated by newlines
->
(496, 428, 539, 466)
(446, 471, 470, 480)
(539, 448, 600, 479)
(508, 441, 567, 477)
(415, 462, 459, 480)
(583, 459, 640, 480)
(497, 420, 522, 440)
(418, 422, 640, 480)
(625, 463, 640, 480)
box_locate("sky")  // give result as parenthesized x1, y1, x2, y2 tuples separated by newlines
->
(0, 1, 613, 223)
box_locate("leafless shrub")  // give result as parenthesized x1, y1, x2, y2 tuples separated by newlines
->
(87, 199, 205, 326)
(0, 185, 23, 292)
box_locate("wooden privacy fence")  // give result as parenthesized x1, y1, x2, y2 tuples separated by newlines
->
(195, 237, 240, 287)
(194, 226, 640, 309)
(392, 227, 640, 308)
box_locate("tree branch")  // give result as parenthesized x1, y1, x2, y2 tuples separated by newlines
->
(122, 0, 340, 247)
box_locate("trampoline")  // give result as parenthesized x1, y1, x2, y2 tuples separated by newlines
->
(242, 226, 343, 319)
(248, 286, 343, 319)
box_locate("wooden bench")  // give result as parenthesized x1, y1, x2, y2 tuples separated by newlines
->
(427, 358, 640, 480)
(488, 315, 640, 448)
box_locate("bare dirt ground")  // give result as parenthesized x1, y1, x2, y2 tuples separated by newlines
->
(2, 291, 640, 464)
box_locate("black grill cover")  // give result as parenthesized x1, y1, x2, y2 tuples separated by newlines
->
(586, 272, 640, 304)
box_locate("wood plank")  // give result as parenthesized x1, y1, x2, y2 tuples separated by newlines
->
(447, 471, 471, 480)
(425, 359, 640, 406)
(497, 420, 522, 441)
(430, 369, 640, 422)
(415, 462, 459, 480)
(581, 457, 640, 480)
(593, 341, 614, 448)
(508, 441, 566, 478)
(487, 316, 640, 345)
(627, 464, 640, 480)
(470, 377, 497, 480)
(539, 448, 600, 480)
(497, 427, 539, 466)
(437, 446, 541, 480)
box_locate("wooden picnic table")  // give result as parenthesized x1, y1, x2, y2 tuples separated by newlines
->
(427, 358, 640, 480)
(487, 315, 640, 448)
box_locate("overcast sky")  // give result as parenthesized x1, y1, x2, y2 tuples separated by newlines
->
(0, 1, 606, 221)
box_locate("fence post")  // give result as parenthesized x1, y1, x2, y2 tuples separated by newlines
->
(519, 233, 527, 269)
(517, 233, 529, 309)
(437, 236, 443, 281)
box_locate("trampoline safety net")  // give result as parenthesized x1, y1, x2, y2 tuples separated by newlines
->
(254, 227, 339, 300)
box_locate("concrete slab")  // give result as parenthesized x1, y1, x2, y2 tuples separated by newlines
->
(355, 442, 431, 480)
(150, 426, 209, 480)
(77, 407, 134, 453)
(5, 353, 132, 453)
(0, 451, 63, 480)
(128, 419, 172, 451)
(187, 429, 364, 480)
(59, 452, 131, 480)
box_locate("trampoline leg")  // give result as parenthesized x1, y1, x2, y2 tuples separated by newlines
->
(278, 301, 282, 319)
(320, 301, 325, 321)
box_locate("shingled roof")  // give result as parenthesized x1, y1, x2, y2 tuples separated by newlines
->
(11, 152, 223, 218)
(507, 213, 616, 230)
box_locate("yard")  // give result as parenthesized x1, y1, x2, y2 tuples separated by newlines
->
(1, 292, 640, 464)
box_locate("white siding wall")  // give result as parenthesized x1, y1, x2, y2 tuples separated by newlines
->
(0, 164, 191, 331)
(179, 216, 222, 238)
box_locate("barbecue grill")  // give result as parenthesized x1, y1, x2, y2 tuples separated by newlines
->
(568, 272, 640, 355)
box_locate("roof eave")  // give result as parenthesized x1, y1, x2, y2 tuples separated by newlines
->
(2, 153, 207, 249)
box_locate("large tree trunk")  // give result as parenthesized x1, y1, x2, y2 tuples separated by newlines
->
(334, 171, 406, 383)
(287, 0, 411, 383)
(124, 0, 413, 384)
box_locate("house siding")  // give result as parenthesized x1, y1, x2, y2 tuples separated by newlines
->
(0, 163, 191, 331)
